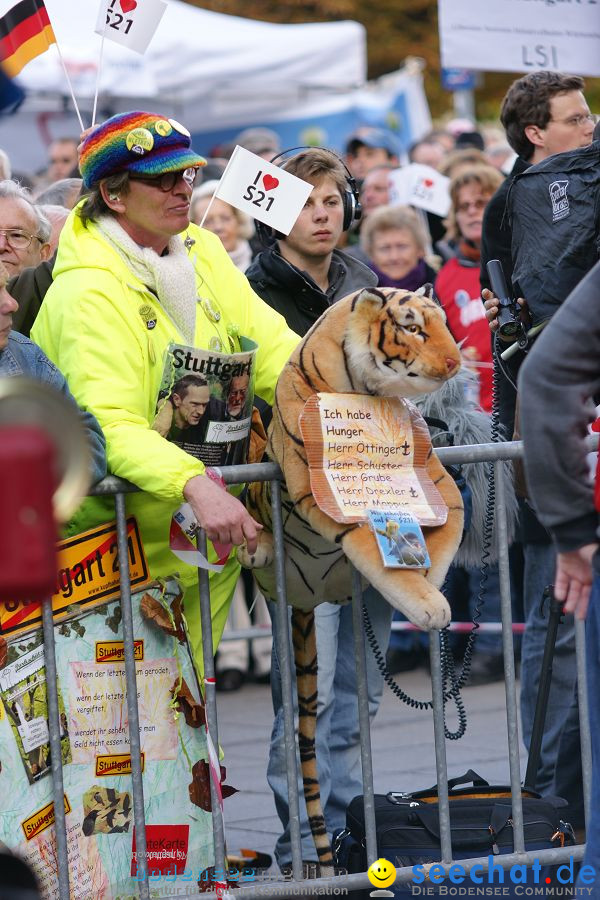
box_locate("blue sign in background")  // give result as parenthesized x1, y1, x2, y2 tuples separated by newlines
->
(441, 67, 476, 92)
(191, 89, 412, 159)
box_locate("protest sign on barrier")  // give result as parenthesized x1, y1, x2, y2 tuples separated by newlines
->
(0, 575, 226, 899)
(299, 392, 448, 526)
(0, 517, 150, 639)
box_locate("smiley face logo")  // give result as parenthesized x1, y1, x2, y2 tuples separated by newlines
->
(367, 858, 396, 891)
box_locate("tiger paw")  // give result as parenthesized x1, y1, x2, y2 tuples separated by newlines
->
(381, 580, 451, 630)
(412, 597, 451, 630)
(237, 532, 274, 569)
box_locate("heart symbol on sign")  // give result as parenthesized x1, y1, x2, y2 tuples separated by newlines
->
(120, 0, 137, 12)
(263, 175, 279, 191)
(423, 178, 434, 187)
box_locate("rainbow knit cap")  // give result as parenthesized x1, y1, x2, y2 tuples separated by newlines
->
(79, 110, 206, 189)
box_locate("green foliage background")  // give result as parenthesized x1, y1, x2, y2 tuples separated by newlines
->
(183, 0, 600, 125)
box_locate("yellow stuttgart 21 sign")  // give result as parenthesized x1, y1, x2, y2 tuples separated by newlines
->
(95, 640, 144, 664)
(22, 795, 71, 842)
(95, 753, 146, 777)
(0, 518, 150, 638)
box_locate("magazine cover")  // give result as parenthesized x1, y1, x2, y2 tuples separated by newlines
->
(367, 510, 431, 569)
(152, 338, 257, 467)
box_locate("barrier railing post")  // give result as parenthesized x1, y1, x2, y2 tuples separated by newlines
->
(429, 629, 453, 864)
(196, 527, 227, 879)
(351, 567, 378, 865)
(270, 478, 304, 881)
(575, 617, 592, 825)
(114, 492, 150, 900)
(494, 462, 525, 853)
(41, 598, 71, 900)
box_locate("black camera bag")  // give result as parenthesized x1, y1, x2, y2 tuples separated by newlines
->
(333, 770, 569, 900)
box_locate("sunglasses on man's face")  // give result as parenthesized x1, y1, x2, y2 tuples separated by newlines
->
(129, 167, 199, 192)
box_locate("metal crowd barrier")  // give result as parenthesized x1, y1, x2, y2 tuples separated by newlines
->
(37, 440, 591, 899)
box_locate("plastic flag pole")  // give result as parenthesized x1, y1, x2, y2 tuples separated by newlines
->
(52, 41, 84, 131)
(199, 148, 239, 228)
(91, 31, 106, 128)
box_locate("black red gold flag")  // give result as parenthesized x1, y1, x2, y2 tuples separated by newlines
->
(0, 0, 55, 77)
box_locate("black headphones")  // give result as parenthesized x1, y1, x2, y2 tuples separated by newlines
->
(255, 146, 362, 246)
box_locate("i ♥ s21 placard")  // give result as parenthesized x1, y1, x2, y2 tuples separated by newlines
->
(95, 0, 168, 54)
(214, 146, 313, 235)
(388, 163, 451, 218)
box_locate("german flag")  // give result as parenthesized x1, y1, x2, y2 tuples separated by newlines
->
(0, 0, 55, 77)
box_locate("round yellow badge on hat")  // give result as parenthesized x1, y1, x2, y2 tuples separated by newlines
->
(154, 119, 172, 137)
(168, 118, 191, 138)
(126, 127, 154, 155)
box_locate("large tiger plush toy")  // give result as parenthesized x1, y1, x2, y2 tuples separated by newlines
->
(238, 286, 464, 873)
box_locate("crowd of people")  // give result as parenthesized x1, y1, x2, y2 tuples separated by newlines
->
(2, 68, 600, 892)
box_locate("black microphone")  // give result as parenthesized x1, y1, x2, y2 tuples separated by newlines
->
(486, 259, 523, 340)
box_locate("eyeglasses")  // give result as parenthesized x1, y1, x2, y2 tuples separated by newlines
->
(456, 198, 488, 214)
(0, 228, 44, 250)
(551, 113, 596, 128)
(228, 389, 247, 399)
(129, 167, 199, 192)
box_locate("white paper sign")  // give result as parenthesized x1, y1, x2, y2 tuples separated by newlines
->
(205, 417, 251, 443)
(388, 164, 451, 218)
(438, 0, 600, 77)
(214, 145, 313, 235)
(95, 0, 167, 54)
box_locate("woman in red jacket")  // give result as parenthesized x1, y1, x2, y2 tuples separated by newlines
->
(435, 164, 503, 412)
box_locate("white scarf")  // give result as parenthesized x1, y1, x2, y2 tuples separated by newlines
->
(229, 239, 253, 273)
(96, 214, 197, 344)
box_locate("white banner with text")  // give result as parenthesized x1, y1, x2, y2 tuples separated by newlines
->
(438, 0, 600, 77)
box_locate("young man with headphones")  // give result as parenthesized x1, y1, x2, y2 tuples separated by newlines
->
(246, 146, 376, 336)
(246, 147, 394, 875)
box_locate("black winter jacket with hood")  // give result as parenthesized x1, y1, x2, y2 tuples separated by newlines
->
(246, 245, 377, 338)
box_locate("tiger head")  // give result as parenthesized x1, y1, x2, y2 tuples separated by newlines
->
(344, 285, 461, 397)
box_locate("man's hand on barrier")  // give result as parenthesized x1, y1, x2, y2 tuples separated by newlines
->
(183, 474, 262, 553)
(554, 543, 599, 619)
(482, 289, 529, 339)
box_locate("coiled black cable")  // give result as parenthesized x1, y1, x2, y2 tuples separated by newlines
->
(362, 601, 467, 740)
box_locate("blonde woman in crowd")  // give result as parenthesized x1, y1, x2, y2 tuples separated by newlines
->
(191, 180, 255, 272)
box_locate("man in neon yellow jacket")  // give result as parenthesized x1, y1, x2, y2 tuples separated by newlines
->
(31, 110, 299, 665)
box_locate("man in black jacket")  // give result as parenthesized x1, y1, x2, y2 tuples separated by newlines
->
(247, 148, 394, 875)
(481, 71, 594, 830)
(481, 71, 594, 434)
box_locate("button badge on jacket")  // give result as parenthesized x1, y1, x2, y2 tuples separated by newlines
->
(138, 304, 157, 329)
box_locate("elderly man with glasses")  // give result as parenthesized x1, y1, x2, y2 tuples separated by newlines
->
(0, 180, 51, 276)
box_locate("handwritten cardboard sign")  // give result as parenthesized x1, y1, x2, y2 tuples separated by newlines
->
(299, 393, 448, 526)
